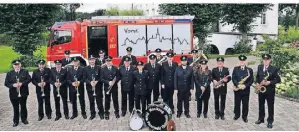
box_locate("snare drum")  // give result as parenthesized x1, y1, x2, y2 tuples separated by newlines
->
(144, 101, 172, 131)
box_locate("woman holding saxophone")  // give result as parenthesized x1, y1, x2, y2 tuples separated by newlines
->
(193, 59, 212, 118)
(232, 55, 253, 123)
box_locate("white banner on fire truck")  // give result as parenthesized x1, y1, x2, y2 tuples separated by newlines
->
(146, 25, 172, 52)
(172, 24, 192, 54)
(118, 25, 147, 56)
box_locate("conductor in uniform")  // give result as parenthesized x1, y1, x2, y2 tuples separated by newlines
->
(255, 54, 281, 128)
(144, 54, 162, 104)
(174, 56, 193, 118)
(133, 61, 149, 114)
(100, 56, 120, 119)
(232, 55, 253, 123)
(119, 47, 137, 66)
(95, 50, 106, 67)
(50, 60, 69, 121)
(67, 56, 87, 119)
(119, 56, 135, 116)
(5, 60, 31, 127)
(161, 52, 178, 113)
(211, 57, 231, 120)
(32, 60, 53, 121)
(85, 55, 104, 120)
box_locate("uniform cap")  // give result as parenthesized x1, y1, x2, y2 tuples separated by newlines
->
(155, 48, 162, 53)
(238, 55, 247, 61)
(149, 54, 157, 60)
(137, 61, 144, 66)
(64, 50, 70, 55)
(126, 47, 133, 52)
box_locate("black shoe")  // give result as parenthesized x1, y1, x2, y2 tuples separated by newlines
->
(105, 114, 110, 120)
(255, 120, 264, 124)
(55, 115, 61, 121)
(267, 122, 273, 129)
(176, 113, 181, 118)
(82, 114, 87, 119)
(243, 117, 248, 123)
(99, 114, 104, 119)
(197, 113, 201, 118)
(89, 115, 95, 120)
(22, 120, 29, 125)
(233, 116, 239, 120)
(38, 116, 43, 121)
(121, 112, 126, 117)
(215, 115, 219, 119)
(115, 113, 120, 118)
(47, 115, 52, 119)
(185, 113, 191, 118)
(65, 115, 69, 119)
(204, 114, 207, 118)
(13, 122, 19, 127)
(221, 115, 225, 120)
(70, 115, 78, 120)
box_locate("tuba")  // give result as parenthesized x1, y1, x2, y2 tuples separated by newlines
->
(16, 76, 21, 97)
(74, 75, 80, 96)
(190, 50, 208, 67)
(233, 69, 250, 91)
(214, 75, 230, 89)
(41, 76, 45, 97)
(255, 71, 269, 94)
(106, 76, 117, 95)
(56, 76, 61, 97)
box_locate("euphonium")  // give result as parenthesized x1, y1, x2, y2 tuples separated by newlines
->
(92, 74, 97, 96)
(190, 50, 208, 67)
(233, 69, 250, 91)
(56, 76, 61, 97)
(41, 76, 45, 97)
(16, 76, 21, 97)
(255, 72, 269, 94)
(74, 75, 80, 96)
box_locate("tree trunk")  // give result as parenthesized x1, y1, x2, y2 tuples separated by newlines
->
(241, 32, 248, 41)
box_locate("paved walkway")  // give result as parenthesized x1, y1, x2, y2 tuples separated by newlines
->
(1, 56, 299, 131)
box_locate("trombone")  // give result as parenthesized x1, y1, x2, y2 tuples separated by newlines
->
(255, 72, 269, 94)
(74, 75, 80, 96)
(56, 76, 61, 97)
(41, 76, 45, 97)
(16, 76, 21, 97)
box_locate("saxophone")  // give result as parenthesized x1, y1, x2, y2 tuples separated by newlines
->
(255, 72, 269, 94)
(92, 74, 97, 96)
(233, 69, 250, 91)
(56, 76, 61, 97)
(41, 76, 45, 97)
(74, 75, 80, 96)
(214, 75, 230, 89)
(16, 76, 21, 97)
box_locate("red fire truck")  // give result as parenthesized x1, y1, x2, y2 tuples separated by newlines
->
(46, 16, 195, 67)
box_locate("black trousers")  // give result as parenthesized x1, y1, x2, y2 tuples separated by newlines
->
(196, 89, 210, 114)
(71, 86, 86, 116)
(163, 86, 174, 110)
(234, 92, 249, 118)
(87, 87, 104, 116)
(214, 92, 227, 116)
(36, 92, 52, 117)
(53, 86, 69, 117)
(258, 93, 275, 123)
(121, 89, 134, 113)
(135, 94, 146, 113)
(10, 96, 28, 123)
(177, 90, 190, 114)
(104, 86, 119, 114)
(146, 84, 160, 105)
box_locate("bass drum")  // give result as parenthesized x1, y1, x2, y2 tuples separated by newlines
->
(144, 101, 172, 131)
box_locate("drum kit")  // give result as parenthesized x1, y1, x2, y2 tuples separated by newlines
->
(129, 101, 176, 131)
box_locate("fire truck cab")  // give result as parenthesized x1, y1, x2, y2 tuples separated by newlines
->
(47, 15, 195, 68)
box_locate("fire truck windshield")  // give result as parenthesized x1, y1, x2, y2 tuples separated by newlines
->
(49, 30, 72, 46)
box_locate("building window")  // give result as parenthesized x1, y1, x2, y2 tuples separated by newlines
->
(261, 13, 266, 24)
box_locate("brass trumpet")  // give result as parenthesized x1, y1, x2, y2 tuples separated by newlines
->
(255, 72, 269, 94)
(214, 75, 230, 89)
(157, 56, 167, 65)
(16, 76, 21, 97)
(56, 76, 61, 97)
(233, 69, 250, 91)
(41, 76, 45, 97)
(92, 74, 97, 96)
(74, 75, 80, 96)
(106, 76, 117, 95)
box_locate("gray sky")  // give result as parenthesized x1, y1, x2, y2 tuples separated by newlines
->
(76, 3, 108, 13)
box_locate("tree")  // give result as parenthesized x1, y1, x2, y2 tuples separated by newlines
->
(158, 4, 222, 48)
(220, 4, 272, 40)
(76, 9, 106, 20)
(104, 7, 143, 16)
(279, 4, 299, 29)
(0, 4, 61, 56)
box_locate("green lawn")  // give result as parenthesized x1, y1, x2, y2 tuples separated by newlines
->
(0, 46, 46, 73)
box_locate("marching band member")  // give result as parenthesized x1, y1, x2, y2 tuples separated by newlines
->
(67, 57, 87, 120)
(5, 60, 31, 127)
(194, 60, 212, 118)
(174, 56, 193, 118)
(155, 48, 163, 62)
(119, 47, 137, 66)
(133, 61, 149, 114)
(232, 55, 253, 123)
(144, 54, 162, 104)
(100, 56, 120, 120)
(187, 49, 199, 101)
(95, 50, 106, 67)
(61, 50, 72, 102)
(85, 55, 104, 120)
(255, 54, 281, 128)
(119, 56, 136, 116)
(50, 60, 69, 121)
(211, 57, 231, 120)
(161, 52, 178, 113)
(32, 60, 53, 121)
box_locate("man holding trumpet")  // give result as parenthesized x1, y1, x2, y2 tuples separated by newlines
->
(255, 54, 281, 128)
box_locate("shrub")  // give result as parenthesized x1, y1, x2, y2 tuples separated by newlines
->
(233, 40, 252, 54)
